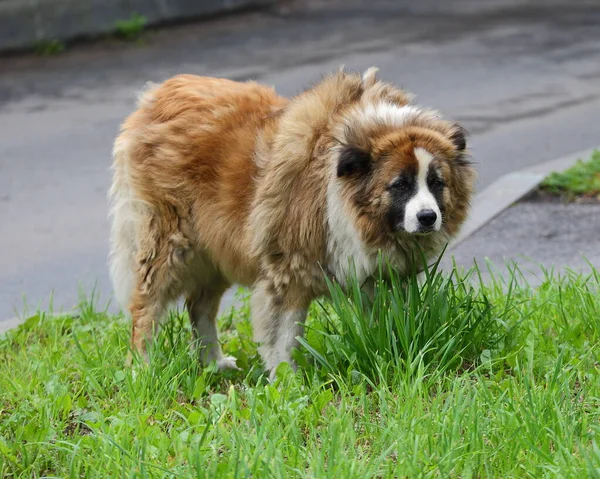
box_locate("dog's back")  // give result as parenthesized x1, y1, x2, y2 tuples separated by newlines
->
(108, 75, 286, 314)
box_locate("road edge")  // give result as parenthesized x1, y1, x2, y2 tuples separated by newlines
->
(0, 0, 277, 53)
(450, 146, 600, 248)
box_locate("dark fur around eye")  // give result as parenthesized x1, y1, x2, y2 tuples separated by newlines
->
(386, 174, 417, 231)
(337, 146, 371, 177)
(426, 168, 445, 214)
(426, 168, 445, 189)
(430, 177, 445, 188)
(389, 176, 410, 189)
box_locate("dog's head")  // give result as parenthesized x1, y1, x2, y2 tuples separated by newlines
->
(332, 77, 476, 246)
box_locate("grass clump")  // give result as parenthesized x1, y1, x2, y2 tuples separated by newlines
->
(2, 263, 600, 477)
(300, 257, 515, 382)
(115, 13, 147, 41)
(540, 150, 600, 200)
(34, 39, 65, 56)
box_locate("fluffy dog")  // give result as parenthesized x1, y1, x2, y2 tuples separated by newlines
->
(109, 68, 476, 377)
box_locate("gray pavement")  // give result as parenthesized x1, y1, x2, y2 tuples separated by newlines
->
(445, 200, 600, 285)
(2, 0, 600, 325)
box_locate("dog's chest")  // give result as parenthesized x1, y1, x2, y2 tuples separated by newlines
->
(326, 239, 377, 287)
(325, 213, 407, 287)
(325, 181, 408, 286)
(326, 240, 409, 287)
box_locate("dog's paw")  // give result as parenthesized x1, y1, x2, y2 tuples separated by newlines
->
(216, 356, 241, 371)
(267, 360, 297, 383)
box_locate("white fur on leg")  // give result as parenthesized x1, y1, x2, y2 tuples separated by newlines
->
(192, 315, 222, 364)
(188, 292, 239, 370)
(259, 309, 306, 375)
(251, 281, 307, 379)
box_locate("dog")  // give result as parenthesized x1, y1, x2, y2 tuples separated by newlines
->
(108, 68, 476, 378)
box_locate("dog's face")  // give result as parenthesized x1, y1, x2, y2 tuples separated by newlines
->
(336, 124, 474, 244)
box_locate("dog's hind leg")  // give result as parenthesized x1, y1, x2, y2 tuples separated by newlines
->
(186, 283, 239, 371)
(126, 209, 191, 365)
(129, 287, 169, 365)
(251, 279, 310, 380)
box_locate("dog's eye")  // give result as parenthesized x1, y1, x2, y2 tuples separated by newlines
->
(390, 177, 409, 189)
(430, 178, 445, 188)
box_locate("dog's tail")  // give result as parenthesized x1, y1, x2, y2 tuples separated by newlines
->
(109, 83, 161, 314)
(108, 134, 146, 314)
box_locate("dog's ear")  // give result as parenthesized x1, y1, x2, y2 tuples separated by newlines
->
(450, 125, 467, 151)
(337, 146, 371, 177)
(362, 67, 379, 88)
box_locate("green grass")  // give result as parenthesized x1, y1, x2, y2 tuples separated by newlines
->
(2, 262, 600, 478)
(33, 39, 65, 56)
(115, 14, 147, 41)
(540, 150, 600, 200)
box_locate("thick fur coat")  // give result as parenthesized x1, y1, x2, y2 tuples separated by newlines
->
(109, 68, 476, 376)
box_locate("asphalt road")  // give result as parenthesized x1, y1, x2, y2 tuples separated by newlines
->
(1, 0, 600, 324)
(446, 200, 600, 285)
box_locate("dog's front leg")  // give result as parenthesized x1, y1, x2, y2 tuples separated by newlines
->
(251, 279, 309, 380)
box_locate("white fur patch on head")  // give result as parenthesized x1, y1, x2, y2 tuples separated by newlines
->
(360, 102, 423, 128)
(403, 148, 442, 233)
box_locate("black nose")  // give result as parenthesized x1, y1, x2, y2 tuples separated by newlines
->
(417, 209, 437, 227)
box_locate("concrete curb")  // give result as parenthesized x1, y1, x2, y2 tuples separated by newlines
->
(450, 146, 600, 248)
(0, 0, 276, 52)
